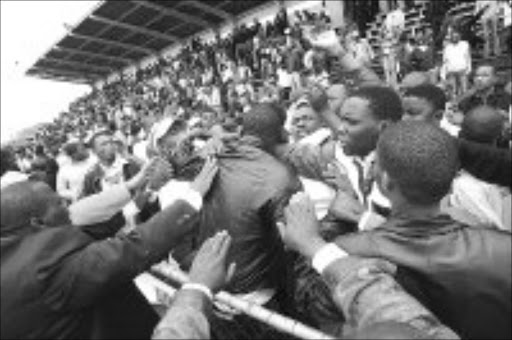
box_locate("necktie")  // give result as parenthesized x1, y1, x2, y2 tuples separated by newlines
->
(353, 159, 375, 206)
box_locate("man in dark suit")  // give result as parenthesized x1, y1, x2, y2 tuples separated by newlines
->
(0, 157, 219, 339)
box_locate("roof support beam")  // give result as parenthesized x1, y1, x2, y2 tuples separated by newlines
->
(29, 67, 102, 80)
(90, 15, 178, 43)
(54, 47, 134, 65)
(132, 1, 211, 28)
(42, 57, 113, 73)
(184, 0, 234, 21)
(70, 32, 156, 55)
(32, 74, 92, 84)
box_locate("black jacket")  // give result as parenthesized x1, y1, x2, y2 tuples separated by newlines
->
(198, 137, 302, 294)
(1, 200, 198, 339)
(336, 215, 512, 340)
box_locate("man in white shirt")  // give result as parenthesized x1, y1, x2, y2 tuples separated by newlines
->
(56, 142, 96, 203)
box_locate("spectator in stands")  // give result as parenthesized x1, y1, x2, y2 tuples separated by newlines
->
(380, 25, 399, 87)
(384, 1, 406, 40)
(0, 158, 219, 340)
(80, 130, 141, 198)
(344, 25, 375, 69)
(500, 0, 512, 55)
(442, 25, 472, 98)
(458, 63, 512, 115)
(476, 0, 502, 58)
(56, 142, 96, 203)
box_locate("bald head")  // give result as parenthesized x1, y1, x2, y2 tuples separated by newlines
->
(460, 106, 505, 145)
(1, 181, 69, 234)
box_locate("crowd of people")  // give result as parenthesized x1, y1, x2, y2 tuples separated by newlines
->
(1, 1, 512, 339)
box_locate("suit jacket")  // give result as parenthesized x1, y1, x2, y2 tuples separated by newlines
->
(335, 215, 512, 340)
(1, 200, 198, 339)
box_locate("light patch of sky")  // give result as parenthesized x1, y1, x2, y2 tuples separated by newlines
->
(1, 0, 99, 143)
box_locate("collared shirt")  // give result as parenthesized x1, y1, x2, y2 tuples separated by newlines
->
(334, 146, 390, 219)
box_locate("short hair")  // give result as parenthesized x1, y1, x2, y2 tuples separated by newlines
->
(1, 181, 48, 234)
(89, 130, 113, 149)
(377, 121, 459, 205)
(350, 86, 403, 122)
(63, 143, 79, 157)
(241, 103, 286, 148)
(404, 84, 447, 112)
(460, 106, 505, 144)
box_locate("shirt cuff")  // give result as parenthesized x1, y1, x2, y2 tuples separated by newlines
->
(181, 283, 213, 300)
(312, 243, 348, 274)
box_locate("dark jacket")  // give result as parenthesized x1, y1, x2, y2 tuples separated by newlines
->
(80, 157, 141, 198)
(198, 137, 301, 294)
(458, 139, 512, 189)
(0, 200, 198, 339)
(335, 215, 512, 340)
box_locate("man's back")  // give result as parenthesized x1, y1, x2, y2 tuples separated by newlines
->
(336, 215, 512, 339)
(198, 140, 301, 294)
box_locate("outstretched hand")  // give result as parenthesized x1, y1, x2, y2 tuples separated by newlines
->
(277, 192, 326, 258)
(190, 156, 219, 197)
(189, 231, 236, 292)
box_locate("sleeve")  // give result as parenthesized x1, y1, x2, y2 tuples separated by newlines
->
(321, 257, 459, 339)
(152, 290, 211, 340)
(69, 184, 132, 226)
(44, 199, 200, 311)
(275, 143, 328, 181)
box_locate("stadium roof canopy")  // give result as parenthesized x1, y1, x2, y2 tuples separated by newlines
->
(26, 0, 270, 85)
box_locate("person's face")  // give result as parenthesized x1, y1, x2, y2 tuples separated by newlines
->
(450, 30, 460, 42)
(202, 111, 217, 130)
(292, 106, 322, 140)
(474, 66, 496, 90)
(402, 96, 440, 123)
(336, 97, 381, 157)
(327, 85, 347, 116)
(160, 130, 194, 169)
(94, 135, 117, 163)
